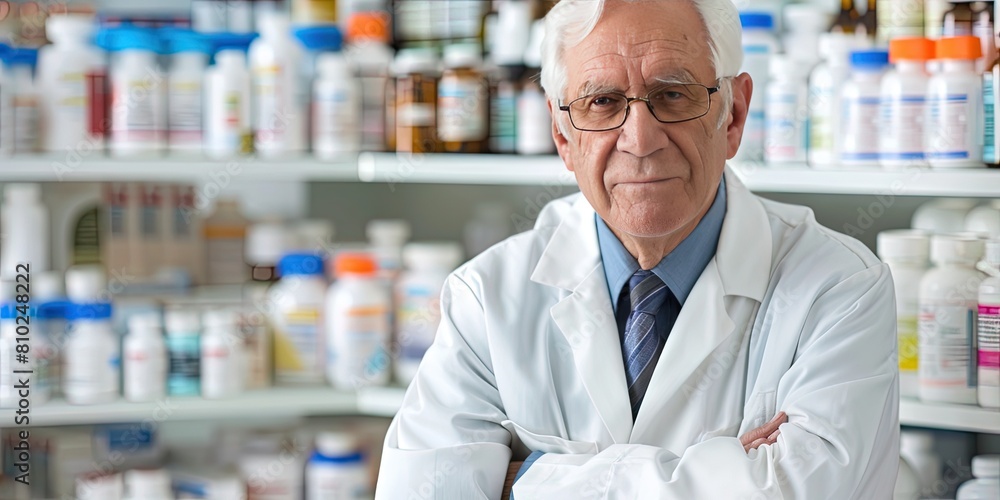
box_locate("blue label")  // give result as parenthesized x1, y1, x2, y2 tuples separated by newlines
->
(985, 73, 996, 161)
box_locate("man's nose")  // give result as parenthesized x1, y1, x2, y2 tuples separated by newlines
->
(617, 100, 669, 157)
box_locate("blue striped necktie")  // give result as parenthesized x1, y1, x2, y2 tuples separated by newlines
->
(622, 270, 669, 420)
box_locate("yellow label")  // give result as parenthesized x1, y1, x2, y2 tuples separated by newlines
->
(898, 316, 918, 372)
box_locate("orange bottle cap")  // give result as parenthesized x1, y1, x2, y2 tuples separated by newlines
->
(335, 252, 378, 277)
(347, 12, 391, 43)
(889, 37, 935, 62)
(935, 36, 983, 60)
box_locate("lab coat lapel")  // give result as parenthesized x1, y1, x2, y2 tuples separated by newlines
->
(531, 196, 634, 445)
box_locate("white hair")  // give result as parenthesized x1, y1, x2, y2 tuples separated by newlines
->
(541, 0, 743, 132)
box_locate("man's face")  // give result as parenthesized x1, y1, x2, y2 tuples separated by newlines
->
(553, 0, 748, 239)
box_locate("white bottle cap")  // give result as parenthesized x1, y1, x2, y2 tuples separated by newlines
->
(367, 219, 411, 246)
(930, 234, 985, 265)
(783, 4, 831, 32)
(32, 271, 65, 301)
(523, 19, 545, 68)
(65, 265, 108, 303)
(246, 221, 293, 266)
(3, 183, 41, 204)
(403, 242, 464, 272)
(984, 239, 1000, 268)
(818, 32, 858, 65)
(165, 309, 201, 334)
(913, 199, 977, 234)
(393, 48, 438, 76)
(203, 309, 238, 330)
(443, 43, 482, 69)
(46, 15, 97, 44)
(128, 312, 163, 333)
(965, 201, 1000, 238)
(971, 455, 1000, 479)
(315, 431, 358, 457)
(899, 430, 935, 452)
(124, 468, 172, 499)
(258, 11, 291, 39)
(877, 230, 930, 263)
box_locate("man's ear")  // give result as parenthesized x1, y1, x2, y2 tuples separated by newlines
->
(549, 99, 575, 172)
(726, 73, 753, 160)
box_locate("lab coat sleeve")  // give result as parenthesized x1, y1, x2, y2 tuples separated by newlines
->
(375, 274, 513, 500)
(513, 264, 899, 500)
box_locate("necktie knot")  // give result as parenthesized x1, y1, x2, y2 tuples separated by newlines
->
(629, 270, 668, 316)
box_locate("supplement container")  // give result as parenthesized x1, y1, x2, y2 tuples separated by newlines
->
(367, 219, 412, 282)
(393, 48, 440, 153)
(912, 198, 977, 234)
(965, 201, 1000, 237)
(918, 234, 986, 404)
(269, 253, 327, 384)
(978, 239, 1000, 408)
(765, 55, 809, 163)
(395, 242, 464, 385)
(809, 33, 857, 168)
(782, 4, 830, 66)
(37, 15, 104, 152)
(326, 252, 392, 389)
(123, 468, 173, 500)
(985, 56, 999, 167)
(102, 27, 168, 157)
(164, 309, 201, 396)
(517, 20, 555, 155)
(877, 230, 930, 398)
(926, 36, 985, 168)
(163, 30, 212, 155)
(438, 43, 489, 153)
(899, 430, 943, 496)
(1, 183, 50, 279)
(296, 26, 361, 157)
(736, 11, 780, 163)
(0, 303, 51, 407)
(123, 312, 167, 402)
(306, 432, 369, 499)
(841, 49, 889, 166)
(250, 12, 307, 157)
(3, 48, 41, 155)
(201, 309, 243, 399)
(880, 37, 935, 169)
(64, 301, 119, 405)
(344, 11, 393, 152)
(204, 33, 255, 158)
(956, 455, 1000, 499)
(203, 198, 250, 285)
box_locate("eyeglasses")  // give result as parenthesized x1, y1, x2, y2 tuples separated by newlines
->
(558, 82, 721, 132)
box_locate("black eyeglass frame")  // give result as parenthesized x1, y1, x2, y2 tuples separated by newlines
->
(557, 82, 722, 132)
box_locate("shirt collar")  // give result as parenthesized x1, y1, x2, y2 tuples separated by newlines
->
(596, 176, 727, 312)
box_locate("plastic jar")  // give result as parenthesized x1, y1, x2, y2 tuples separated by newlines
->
(395, 242, 464, 385)
(781, 4, 830, 65)
(104, 27, 167, 157)
(163, 30, 212, 155)
(313, 49, 361, 158)
(164, 309, 201, 396)
(899, 430, 943, 497)
(64, 301, 120, 405)
(3, 48, 41, 155)
(517, 20, 555, 156)
(965, 201, 1000, 237)
(204, 34, 255, 158)
(0, 303, 51, 407)
(926, 36, 985, 168)
(123, 312, 167, 402)
(764, 55, 809, 163)
(269, 253, 327, 385)
(1, 183, 49, 279)
(880, 37, 935, 169)
(918, 234, 986, 404)
(123, 468, 173, 500)
(326, 253, 392, 389)
(978, 239, 1000, 408)
(877, 230, 930, 398)
(841, 49, 889, 166)
(201, 309, 243, 399)
(250, 12, 307, 157)
(957, 455, 1000, 499)
(736, 11, 780, 163)
(366, 219, 412, 282)
(240, 434, 303, 500)
(912, 198, 977, 234)
(438, 43, 489, 153)
(344, 12, 393, 152)
(393, 48, 440, 153)
(306, 432, 369, 499)
(808, 33, 857, 168)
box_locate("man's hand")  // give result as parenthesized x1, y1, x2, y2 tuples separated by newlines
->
(739, 411, 787, 453)
(501, 461, 523, 499)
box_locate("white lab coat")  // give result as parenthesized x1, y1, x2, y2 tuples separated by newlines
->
(376, 168, 899, 499)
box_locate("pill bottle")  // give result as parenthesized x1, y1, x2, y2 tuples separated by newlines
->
(918, 234, 985, 404)
(0, 303, 51, 407)
(201, 309, 243, 399)
(985, 55, 999, 167)
(123, 312, 167, 402)
(912, 198, 977, 234)
(1, 183, 50, 279)
(164, 309, 201, 397)
(4, 48, 41, 155)
(64, 300, 119, 405)
(966, 201, 1000, 237)
(394, 48, 440, 154)
(204, 34, 255, 158)
(809, 33, 857, 168)
(899, 430, 943, 496)
(313, 47, 362, 158)
(877, 230, 930, 398)
(764, 55, 809, 163)
(978, 239, 1000, 408)
(366, 219, 411, 282)
(306, 432, 369, 499)
(104, 27, 168, 157)
(841, 49, 889, 166)
(250, 12, 307, 157)
(395, 242, 463, 385)
(326, 252, 392, 389)
(956, 455, 1000, 499)
(344, 12, 393, 152)
(880, 37, 935, 169)
(736, 11, 780, 163)
(163, 30, 212, 155)
(926, 36, 985, 168)
(269, 253, 327, 385)
(516, 20, 555, 155)
(123, 468, 173, 500)
(438, 43, 488, 153)
(76, 472, 123, 500)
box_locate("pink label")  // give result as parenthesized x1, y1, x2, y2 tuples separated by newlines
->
(981, 351, 1000, 369)
(980, 305, 1000, 315)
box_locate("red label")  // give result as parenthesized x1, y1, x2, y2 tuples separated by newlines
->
(87, 69, 109, 137)
(979, 305, 1000, 315)
(980, 351, 1000, 369)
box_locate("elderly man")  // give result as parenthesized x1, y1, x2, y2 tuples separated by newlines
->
(376, 0, 899, 498)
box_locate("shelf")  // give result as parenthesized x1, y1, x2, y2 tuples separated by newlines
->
(0, 155, 358, 182)
(356, 386, 407, 417)
(899, 398, 1000, 434)
(357, 152, 574, 186)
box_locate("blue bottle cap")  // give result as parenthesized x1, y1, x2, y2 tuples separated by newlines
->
(67, 302, 113, 321)
(293, 26, 343, 52)
(37, 300, 72, 320)
(850, 49, 890, 69)
(161, 29, 213, 55)
(206, 32, 259, 54)
(739, 12, 774, 30)
(278, 253, 325, 277)
(97, 26, 162, 53)
(4, 48, 38, 68)
(0, 303, 35, 319)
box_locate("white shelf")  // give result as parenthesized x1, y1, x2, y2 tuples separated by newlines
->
(0, 155, 358, 182)
(899, 398, 1000, 434)
(357, 152, 574, 186)
(356, 386, 407, 417)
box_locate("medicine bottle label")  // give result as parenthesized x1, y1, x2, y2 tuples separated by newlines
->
(13, 95, 39, 153)
(169, 79, 203, 144)
(330, 306, 390, 388)
(112, 77, 164, 143)
(985, 72, 996, 162)
(314, 87, 357, 145)
(979, 305, 1000, 370)
(490, 84, 517, 153)
(253, 64, 290, 146)
(438, 78, 487, 141)
(397, 103, 435, 127)
(899, 315, 919, 374)
(880, 95, 927, 160)
(927, 93, 972, 160)
(65, 336, 120, 400)
(397, 285, 441, 363)
(765, 90, 805, 161)
(808, 83, 836, 158)
(842, 96, 881, 162)
(919, 302, 977, 388)
(274, 307, 323, 383)
(166, 333, 200, 396)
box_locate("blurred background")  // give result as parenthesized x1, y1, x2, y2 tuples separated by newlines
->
(0, 0, 997, 499)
